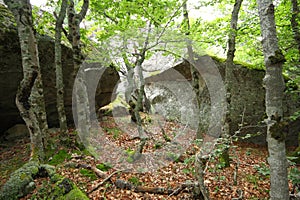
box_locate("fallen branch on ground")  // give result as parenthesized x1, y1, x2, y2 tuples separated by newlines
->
(64, 162, 107, 178)
(114, 179, 197, 195)
(88, 170, 122, 194)
(66, 160, 200, 196)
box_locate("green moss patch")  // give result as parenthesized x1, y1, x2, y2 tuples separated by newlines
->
(64, 188, 89, 200)
(79, 169, 97, 181)
(0, 4, 17, 34)
(128, 176, 142, 186)
(48, 149, 71, 165)
(31, 177, 89, 200)
(96, 162, 113, 172)
(209, 53, 264, 71)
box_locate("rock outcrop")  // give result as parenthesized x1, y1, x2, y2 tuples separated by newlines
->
(145, 55, 300, 146)
(0, 4, 120, 135)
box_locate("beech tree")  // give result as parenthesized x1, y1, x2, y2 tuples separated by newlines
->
(88, 0, 181, 157)
(4, 0, 48, 161)
(55, 0, 68, 134)
(222, 0, 244, 168)
(182, 2, 210, 199)
(257, 0, 289, 199)
(67, 0, 91, 143)
(291, 0, 300, 60)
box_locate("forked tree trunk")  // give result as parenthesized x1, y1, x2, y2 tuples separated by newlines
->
(55, 0, 68, 134)
(257, 0, 289, 199)
(4, 0, 48, 161)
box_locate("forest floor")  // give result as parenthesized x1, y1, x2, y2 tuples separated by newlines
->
(0, 115, 298, 200)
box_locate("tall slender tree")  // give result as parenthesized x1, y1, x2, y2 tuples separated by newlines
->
(291, 0, 300, 62)
(55, 0, 68, 135)
(182, 2, 210, 199)
(257, 0, 289, 199)
(222, 0, 244, 168)
(67, 0, 91, 144)
(4, 0, 48, 161)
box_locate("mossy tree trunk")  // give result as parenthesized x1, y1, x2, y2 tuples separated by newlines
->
(257, 0, 289, 199)
(223, 0, 243, 168)
(4, 0, 48, 162)
(55, 0, 68, 135)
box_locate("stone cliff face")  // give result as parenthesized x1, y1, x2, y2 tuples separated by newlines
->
(0, 4, 120, 134)
(145, 56, 300, 146)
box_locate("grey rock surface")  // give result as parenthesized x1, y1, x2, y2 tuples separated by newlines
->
(145, 56, 300, 146)
(0, 5, 120, 135)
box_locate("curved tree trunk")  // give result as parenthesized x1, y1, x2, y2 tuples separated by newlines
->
(257, 0, 289, 199)
(4, 0, 48, 161)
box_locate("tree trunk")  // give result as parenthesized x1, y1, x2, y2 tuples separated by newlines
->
(291, 0, 300, 62)
(55, 0, 68, 135)
(4, 0, 48, 161)
(67, 0, 91, 145)
(257, 0, 289, 199)
(182, 2, 204, 139)
(123, 53, 135, 103)
(182, 3, 210, 200)
(223, 0, 243, 168)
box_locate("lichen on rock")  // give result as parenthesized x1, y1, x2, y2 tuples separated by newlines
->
(0, 161, 89, 200)
(0, 4, 16, 36)
(0, 161, 39, 200)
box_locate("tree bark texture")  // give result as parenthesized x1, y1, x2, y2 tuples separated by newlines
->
(183, 2, 204, 139)
(223, 0, 243, 168)
(257, 0, 289, 199)
(55, 0, 68, 134)
(182, 3, 210, 200)
(4, 0, 48, 161)
(67, 0, 91, 144)
(122, 52, 136, 106)
(291, 0, 300, 62)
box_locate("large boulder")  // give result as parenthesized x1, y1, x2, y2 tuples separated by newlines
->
(145, 55, 300, 146)
(0, 4, 120, 135)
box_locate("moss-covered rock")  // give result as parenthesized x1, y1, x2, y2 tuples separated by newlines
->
(0, 161, 39, 200)
(0, 160, 89, 200)
(0, 4, 16, 37)
(64, 188, 89, 200)
(48, 178, 89, 200)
